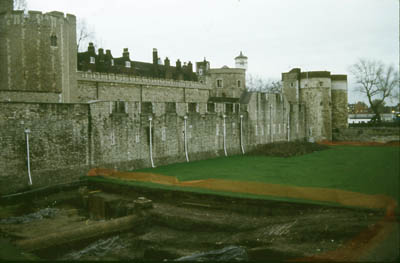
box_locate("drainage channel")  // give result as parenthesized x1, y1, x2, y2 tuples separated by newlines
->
(0, 181, 385, 261)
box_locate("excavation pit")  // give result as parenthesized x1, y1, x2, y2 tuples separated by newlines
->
(0, 180, 390, 261)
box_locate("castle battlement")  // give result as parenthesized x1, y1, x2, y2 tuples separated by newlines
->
(0, 10, 75, 24)
(77, 71, 210, 90)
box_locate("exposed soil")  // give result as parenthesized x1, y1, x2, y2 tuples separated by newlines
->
(0, 182, 389, 261)
(246, 141, 329, 157)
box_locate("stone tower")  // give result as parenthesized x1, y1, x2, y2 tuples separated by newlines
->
(196, 58, 210, 84)
(299, 71, 332, 142)
(331, 75, 348, 130)
(282, 68, 301, 103)
(282, 68, 347, 142)
(0, 0, 13, 14)
(235, 51, 248, 70)
(0, 9, 77, 103)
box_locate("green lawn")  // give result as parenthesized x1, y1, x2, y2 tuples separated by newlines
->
(134, 146, 399, 200)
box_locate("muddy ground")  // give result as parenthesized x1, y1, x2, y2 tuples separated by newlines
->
(0, 181, 385, 261)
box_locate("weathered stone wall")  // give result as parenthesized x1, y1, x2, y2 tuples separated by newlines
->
(74, 72, 210, 103)
(0, 95, 307, 194)
(0, 102, 90, 194)
(299, 77, 332, 141)
(331, 79, 348, 130)
(333, 128, 400, 143)
(0, 0, 13, 14)
(208, 68, 246, 98)
(282, 69, 300, 103)
(0, 10, 76, 103)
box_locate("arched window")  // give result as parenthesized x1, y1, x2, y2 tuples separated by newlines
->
(50, 35, 57, 47)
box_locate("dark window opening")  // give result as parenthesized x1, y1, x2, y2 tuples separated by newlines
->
(217, 79, 223, 88)
(114, 101, 126, 114)
(142, 102, 153, 114)
(207, 103, 215, 113)
(166, 102, 176, 113)
(225, 104, 233, 113)
(237, 80, 241, 88)
(188, 103, 197, 113)
(50, 35, 57, 47)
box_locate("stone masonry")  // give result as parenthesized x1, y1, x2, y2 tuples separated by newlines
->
(0, 1, 347, 194)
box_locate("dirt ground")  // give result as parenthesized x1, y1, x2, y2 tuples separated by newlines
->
(0, 185, 394, 261)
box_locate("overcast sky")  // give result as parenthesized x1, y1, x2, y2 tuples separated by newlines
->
(27, 0, 399, 104)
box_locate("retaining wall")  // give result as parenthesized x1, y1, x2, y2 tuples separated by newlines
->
(333, 127, 400, 143)
(0, 95, 306, 194)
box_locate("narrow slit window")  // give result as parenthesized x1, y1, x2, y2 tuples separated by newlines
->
(50, 35, 57, 47)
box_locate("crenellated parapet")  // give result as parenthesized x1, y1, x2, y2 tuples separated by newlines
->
(0, 10, 76, 25)
(77, 71, 209, 90)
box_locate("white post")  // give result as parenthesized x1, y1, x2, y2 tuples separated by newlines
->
(184, 116, 189, 162)
(223, 115, 227, 157)
(25, 128, 32, 185)
(240, 115, 245, 154)
(149, 117, 155, 168)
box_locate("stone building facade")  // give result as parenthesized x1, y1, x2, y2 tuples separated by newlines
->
(0, 1, 347, 194)
(282, 69, 348, 141)
(0, 2, 77, 103)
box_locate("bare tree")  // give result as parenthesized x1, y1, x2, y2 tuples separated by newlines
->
(77, 18, 97, 52)
(246, 74, 282, 93)
(14, 0, 27, 11)
(350, 59, 399, 123)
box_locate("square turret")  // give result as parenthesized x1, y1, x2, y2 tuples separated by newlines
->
(0, 0, 13, 14)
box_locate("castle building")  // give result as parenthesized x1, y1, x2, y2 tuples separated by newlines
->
(0, 1, 348, 193)
(282, 68, 348, 141)
(0, 0, 77, 103)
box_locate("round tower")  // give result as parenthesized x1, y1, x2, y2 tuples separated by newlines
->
(331, 75, 348, 130)
(235, 51, 248, 70)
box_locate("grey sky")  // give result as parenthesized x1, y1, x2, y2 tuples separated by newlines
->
(27, 0, 399, 104)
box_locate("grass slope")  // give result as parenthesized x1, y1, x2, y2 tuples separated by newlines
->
(135, 146, 399, 200)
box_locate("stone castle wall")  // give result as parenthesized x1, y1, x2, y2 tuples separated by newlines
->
(0, 10, 76, 103)
(74, 71, 211, 103)
(333, 127, 400, 143)
(0, 102, 90, 194)
(0, 94, 306, 194)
